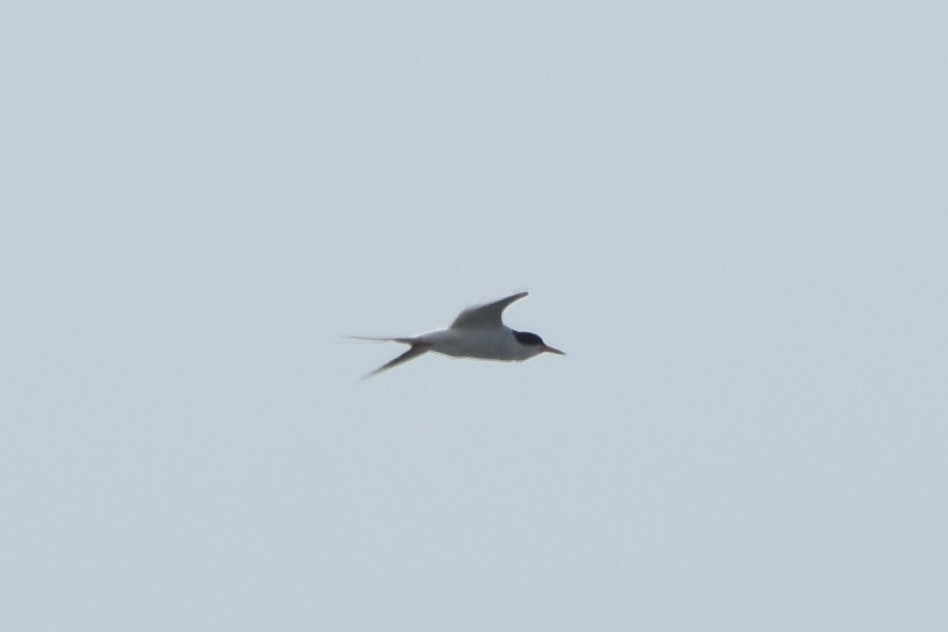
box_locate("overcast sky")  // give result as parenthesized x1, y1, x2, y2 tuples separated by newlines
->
(3, 1, 947, 630)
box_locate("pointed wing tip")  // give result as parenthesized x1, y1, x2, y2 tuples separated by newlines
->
(493, 290, 529, 305)
(450, 291, 532, 329)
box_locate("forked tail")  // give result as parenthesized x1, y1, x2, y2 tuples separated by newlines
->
(346, 336, 430, 379)
(346, 335, 418, 345)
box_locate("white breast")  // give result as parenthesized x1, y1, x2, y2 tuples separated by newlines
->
(419, 327, 530, 361)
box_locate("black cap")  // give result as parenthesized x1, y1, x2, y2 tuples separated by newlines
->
(513, 330, 545, 346)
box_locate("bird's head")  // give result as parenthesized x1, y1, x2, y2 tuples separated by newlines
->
(513, 330, 565, 358)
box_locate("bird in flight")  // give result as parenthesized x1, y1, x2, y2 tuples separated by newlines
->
(351, 292, 564, 378)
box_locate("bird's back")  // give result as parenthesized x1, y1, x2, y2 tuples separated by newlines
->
(419, 327, 527, 361)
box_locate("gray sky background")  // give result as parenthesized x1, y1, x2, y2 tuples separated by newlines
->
(3, 1, 946, 630)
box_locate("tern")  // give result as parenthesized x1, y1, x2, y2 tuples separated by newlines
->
(351, 291, 564, 378)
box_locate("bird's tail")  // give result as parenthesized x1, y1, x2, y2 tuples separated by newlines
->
(361, 342, 431, 379)
(345, 335, 417, 345)
(346, 336, 430, 379)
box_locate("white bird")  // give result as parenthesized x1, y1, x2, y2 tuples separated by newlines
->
(351, 292, 564, 378)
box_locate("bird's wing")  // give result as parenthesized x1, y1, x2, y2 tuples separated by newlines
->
(363, 343, 430, 379)
(449, 292, 528, 329)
